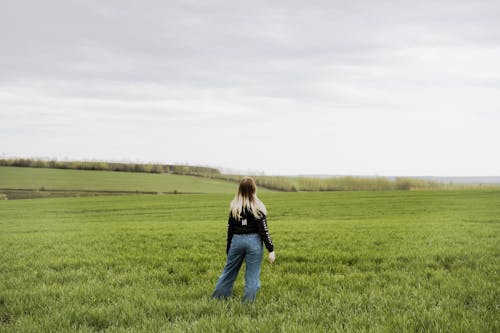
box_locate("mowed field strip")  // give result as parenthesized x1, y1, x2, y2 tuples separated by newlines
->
(0, 190, 499, 332)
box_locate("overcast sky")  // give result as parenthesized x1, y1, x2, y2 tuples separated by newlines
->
(1, 0, 499, 176)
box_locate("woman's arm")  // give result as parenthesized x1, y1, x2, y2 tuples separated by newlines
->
(226, 214, 234, 255)
(256, 214, 274, 253)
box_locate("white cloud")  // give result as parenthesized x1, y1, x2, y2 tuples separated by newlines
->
(1, 0, 499, 175)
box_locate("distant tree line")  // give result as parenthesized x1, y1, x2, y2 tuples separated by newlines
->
(295, 176, 444, 191)
(0, 158, 221, 176)
(193, 173, 448, 192)
(2, 158, 481, 192)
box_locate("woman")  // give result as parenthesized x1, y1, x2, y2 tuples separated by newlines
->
(212, 177, 276, 303)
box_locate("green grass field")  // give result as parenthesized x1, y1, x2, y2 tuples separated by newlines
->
(0, 166, 250, 195)
(0, 190, 498, 332)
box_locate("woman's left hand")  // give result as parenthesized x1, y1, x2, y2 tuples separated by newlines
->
(269, 251, 276, 265)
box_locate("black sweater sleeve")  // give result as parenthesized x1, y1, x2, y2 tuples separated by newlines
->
(226, 214, 234, 255)
(257, 214, 274, 253)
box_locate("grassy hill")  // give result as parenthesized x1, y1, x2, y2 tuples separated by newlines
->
(0, 166, 268, 197)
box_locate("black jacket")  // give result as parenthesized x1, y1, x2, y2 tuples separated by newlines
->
(226, 208, 274, 254)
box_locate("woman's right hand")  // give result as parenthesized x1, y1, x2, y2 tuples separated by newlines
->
(269, 251, 276, 265)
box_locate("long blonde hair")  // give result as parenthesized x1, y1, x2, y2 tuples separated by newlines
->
(230, 177, 267, 219)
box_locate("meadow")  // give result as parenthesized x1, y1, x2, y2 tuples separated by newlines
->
(0, 166, 252, 198)
(0, 190, 499, 332)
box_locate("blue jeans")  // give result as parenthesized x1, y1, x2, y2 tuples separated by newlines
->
(212, 234, 263, 302)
